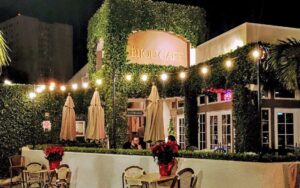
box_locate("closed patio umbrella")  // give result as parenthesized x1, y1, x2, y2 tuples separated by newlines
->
(144, 84, 165, 142)
(86, 89, 106, 141)
(60, 93, 76, 141)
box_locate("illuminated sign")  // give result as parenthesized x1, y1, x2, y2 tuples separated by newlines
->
(127, 30, 189, 67)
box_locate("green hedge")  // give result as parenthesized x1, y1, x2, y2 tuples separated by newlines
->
(32, 145, 300, 162)
(0, 85, 94, 177)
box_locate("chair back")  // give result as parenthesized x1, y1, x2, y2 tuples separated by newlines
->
(9, 155, 25, 167)
(191, 175, 197, 188)
(170, 168, 194, 188)
(122, 166, 145, 188)
(26, 162, 43, 173)
(56, 164, 71, 181)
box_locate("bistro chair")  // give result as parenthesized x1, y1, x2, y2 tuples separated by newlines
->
(9, 155, 25, 188)
(169, 168, 195, 188)
(122, 166, 146, 188)
(56, 164, 71, 188)
(23, 162, 45, 188)
(191, 176, 198, 188)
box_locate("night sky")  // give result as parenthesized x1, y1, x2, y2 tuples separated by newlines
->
(1, 0, 300, 73)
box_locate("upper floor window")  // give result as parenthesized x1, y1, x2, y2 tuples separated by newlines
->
(274, 89, 295, 99)
(208, 93, 218, 103)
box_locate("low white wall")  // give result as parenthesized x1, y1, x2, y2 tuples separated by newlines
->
(22, 148, 293, 188)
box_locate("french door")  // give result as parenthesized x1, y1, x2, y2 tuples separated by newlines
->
(207, 111, 233, 151)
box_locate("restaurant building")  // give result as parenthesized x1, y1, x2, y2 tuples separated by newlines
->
(71, 22, 300, 151)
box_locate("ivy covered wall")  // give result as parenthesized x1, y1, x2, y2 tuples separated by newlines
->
(0, 85, 93, 177)
(87, 0, 207, 147)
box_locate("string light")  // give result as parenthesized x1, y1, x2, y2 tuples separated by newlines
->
(49, 85, 55, 91)
(29, 92, 36, 99)
(125, 74, 132, 81)
(225, 59, 233, 68)
(179, 72, 186, 80)
(160, 73, 168, 81)
(82, 82, 89, 89)
(36, 85, 46, 93)
(50, 82, 56, 87)
(96, 79, 103, 85)
(4, 79, 12, 85)
(60, 85, 66, 92)
(72, 83, 78, 90)
(200, 66, 209, 75)
(252, 49, 261, 59)
(141, 74, 148, 82)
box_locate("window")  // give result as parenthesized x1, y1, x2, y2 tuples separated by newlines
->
(208, 93, 218, 103)
(275, 89, 295, 98)
(210, 115, 218, 149)
(222, 114, 231, 150)
(198, 114, 206, 150)
(178, 118, 186, 149)
(261, 109, 270, 148)
(277, 113, 294, 148)
(198, 95, 205, 105)
(177, 100, 184, 109)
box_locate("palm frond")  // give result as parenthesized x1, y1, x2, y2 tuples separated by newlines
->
(0, 31, 10, 67)
(267, 38, 300, 90)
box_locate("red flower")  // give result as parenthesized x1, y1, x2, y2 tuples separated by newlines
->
(43, 146, 64, 161)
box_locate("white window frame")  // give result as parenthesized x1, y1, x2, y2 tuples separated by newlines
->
(274, 108, 300, 149)
(177, 115, 186, 149)
(197, 95, 206, 106)
(198, 113, 206, 150)
(207, 110, 233, 151)
(261, 108, 271, 148)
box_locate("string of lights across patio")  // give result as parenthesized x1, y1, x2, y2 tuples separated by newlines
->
(1, 47, 264, 100)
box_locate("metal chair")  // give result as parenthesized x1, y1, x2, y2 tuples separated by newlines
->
(122, 166, 146, 188)
(9, 155, 25, 188)
(169, 168, 195, 188)
(23, 162, 45, 188)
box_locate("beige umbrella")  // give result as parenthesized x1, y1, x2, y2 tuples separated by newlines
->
(144, 84, 165, 142)
(86, 90, 106, 141)
(60, 93, 76, 141)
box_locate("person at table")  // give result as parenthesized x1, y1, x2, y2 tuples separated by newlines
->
(123, 136, 142, 149)
(167, 135, 181, 150)
(137, 126, 146, 149)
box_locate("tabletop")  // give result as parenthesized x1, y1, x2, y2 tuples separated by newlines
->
(127, 173, 175, 184)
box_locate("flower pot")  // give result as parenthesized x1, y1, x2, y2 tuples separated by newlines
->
(159, 160, 175, 176)
(49, 160, 61, 170)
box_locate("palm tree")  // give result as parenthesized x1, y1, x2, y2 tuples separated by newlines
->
(0, 31, 10, 75)
(268, 38, 300, 90)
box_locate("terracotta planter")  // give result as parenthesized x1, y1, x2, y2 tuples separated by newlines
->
(49, 160, 61, 170)
(159, 160, 175, 176)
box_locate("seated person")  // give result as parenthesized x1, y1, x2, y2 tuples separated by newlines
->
(123, 136, 142, 149)
(167, 135, 181, 150)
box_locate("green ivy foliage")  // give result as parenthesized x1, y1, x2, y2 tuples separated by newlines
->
(0, 85, 93, 177)
(87, 0, 207, 147)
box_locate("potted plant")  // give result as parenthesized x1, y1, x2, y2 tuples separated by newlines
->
(44, 146, 64, 170)
(151, 141, 179, 176)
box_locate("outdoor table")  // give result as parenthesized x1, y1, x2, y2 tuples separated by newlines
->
(127, 173, 175, 188)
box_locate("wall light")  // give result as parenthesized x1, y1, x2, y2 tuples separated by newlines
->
(72, 83, 78, 90)
(60, 85, 66, 92)
(82, 82, 89, 89)
(179, 72, 186, 80)
(125, 74, 132, 81)
(96, 79, 102, 85)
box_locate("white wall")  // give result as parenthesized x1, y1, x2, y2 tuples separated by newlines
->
(22, 148, 294, 188)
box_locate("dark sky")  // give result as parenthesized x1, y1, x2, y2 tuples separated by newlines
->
(1, 0, 300, 73)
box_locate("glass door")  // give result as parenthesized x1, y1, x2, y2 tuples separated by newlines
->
(277, 112, 294, 148)
(210, 115, 218, 149)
